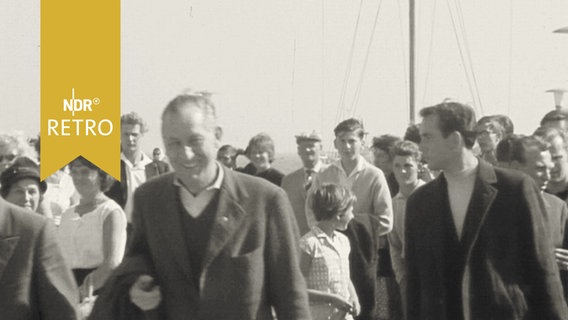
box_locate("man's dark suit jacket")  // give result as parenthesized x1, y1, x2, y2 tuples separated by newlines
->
(405, 159, 568, 320)
(0, 198, 79, 320)
(145, 160, 171, 180)
(90, 167, 311, 320)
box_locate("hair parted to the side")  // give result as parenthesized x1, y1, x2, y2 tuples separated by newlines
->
(311, 183, 356, 222)
(391, 140, 422, 162)
(533, 126, 568, 152)
(121, 112, 149, 134)
(68, 156, 116, 192)
(334, 118, 366, 139)
(419, 101, 477, 149)
(496, 134, 549, 164)
(161, 90, 217, 123)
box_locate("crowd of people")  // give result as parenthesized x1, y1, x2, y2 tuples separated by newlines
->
(2, 93, 568, 320)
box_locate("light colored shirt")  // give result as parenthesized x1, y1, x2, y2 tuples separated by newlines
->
(173, 162, 224, 217)
(388, 180, 425, 286)
(307, 156, 393, 235)
(121, 152, 152, 222)
(300, 226, 352, 300)
(57, 198, 127, 269)
(445, 161, 478, 239)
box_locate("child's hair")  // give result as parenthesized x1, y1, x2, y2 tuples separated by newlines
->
(312, 184, 356, 221)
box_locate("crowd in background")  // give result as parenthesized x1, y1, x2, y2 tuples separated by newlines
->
(2, 95, 568, 319)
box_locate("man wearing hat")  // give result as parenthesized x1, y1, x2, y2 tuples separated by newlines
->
(281, 131, 327, 236)
(0, 157, 47, 214)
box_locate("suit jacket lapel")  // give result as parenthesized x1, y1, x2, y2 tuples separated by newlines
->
(202, 168, 247, 271)
(461, 160, 497, 261)
(425, 177, 447, 276)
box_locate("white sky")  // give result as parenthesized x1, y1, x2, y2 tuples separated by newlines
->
(1, 0, 568, 153)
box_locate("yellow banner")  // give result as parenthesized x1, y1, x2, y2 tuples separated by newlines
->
(40, 0, 120, 180)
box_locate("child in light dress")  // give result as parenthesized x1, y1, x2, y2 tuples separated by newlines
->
(300, 183, 360, 320)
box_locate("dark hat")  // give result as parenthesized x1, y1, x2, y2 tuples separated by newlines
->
(295, 131, 323, 143)
(0, 157, 47, 196)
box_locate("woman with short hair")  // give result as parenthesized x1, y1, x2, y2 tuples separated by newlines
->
(57, 156, 127, 302)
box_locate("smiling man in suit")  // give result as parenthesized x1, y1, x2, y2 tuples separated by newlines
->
(405, 101, 568, 319)
(91, 92, 310, 320)
(0, 197, 79, 319)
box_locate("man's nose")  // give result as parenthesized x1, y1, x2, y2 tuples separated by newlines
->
(183, 146, 195, 159)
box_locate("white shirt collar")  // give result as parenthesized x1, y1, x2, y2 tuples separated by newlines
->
(173, 162, 224, 192)
(330, 155, 367, 177)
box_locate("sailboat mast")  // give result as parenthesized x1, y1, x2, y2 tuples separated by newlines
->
(409, 0, 416, 124)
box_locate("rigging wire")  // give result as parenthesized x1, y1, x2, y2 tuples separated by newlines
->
(321, 0, 325, 137)
(507, 0, 513, 115)
(445, 0, 480, 115)
(350, 0, 384, 117)
(290, 39, 296, 123)
(396, 0, 410, 110)
(453, 0, 484, 115)
(421, 0, 438, 106)
(335, 0, 364, 125)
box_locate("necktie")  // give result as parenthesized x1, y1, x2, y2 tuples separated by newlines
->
(304, 169, 315, 190)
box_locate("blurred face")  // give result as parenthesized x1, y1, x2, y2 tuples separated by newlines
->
(297, 140, 322, 169)
(152, 149, 162, 161)
(217, 150, 236, 169)
(249, 145, 271, 172)
(517, 147, 552, 191)
(372, 148, 392, 174)
(419, 115, 454, 171)
(162, 105, 221, 184)
(548, 135, 568, 184)
(121, 123, 143, 155)
(335, 206, 354, 231)
(476, 121, 500, 154)
(70, 162, 101, 197)
(392, 155, 420, 187)
(5, 178, 41, 212)
(334, 131, 363, 162)
(0, 144, 18, 174)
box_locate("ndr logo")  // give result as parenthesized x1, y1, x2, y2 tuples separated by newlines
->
(63, 88, 100, 116)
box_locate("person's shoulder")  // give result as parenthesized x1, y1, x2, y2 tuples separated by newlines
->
(136, 172, 175, 195)
(282, 168, 304, 187)
(226, 169, 283, 195)
(492, 166, 535, 191)
(0, 202, 49, 235)
(542, 192, 566, 208)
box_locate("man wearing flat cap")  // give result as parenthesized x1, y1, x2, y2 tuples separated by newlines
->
(281, 131, 327, 236)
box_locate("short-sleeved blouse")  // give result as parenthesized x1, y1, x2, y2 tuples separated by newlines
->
(57, 198, 127, 269)
(300, 226, 351, 300)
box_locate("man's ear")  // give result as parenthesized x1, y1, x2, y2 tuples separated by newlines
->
(214, 126, 223, 141)
(214, 126, 223, 148)
(448, 131, 462, 150)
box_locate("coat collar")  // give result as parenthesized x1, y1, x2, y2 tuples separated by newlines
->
(154, 168, 249, 290)
(426, 159, 498, 273)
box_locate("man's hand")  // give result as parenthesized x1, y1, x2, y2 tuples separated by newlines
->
(349, 296, 361, 316)
(129, 275, 161, 311)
